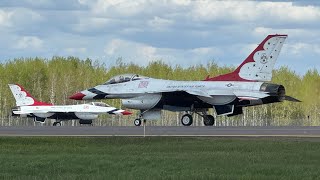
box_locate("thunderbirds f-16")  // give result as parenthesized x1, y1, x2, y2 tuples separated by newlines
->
(9, 84, 131, 126)
(70, 34, 300, 126)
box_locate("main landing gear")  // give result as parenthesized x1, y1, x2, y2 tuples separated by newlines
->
(181, 114, 193, 126)
(133, 109, 215, 127)
(180, 111, 215, 126)
(203, 115, 215, 126)
(53, 121, 61, 126)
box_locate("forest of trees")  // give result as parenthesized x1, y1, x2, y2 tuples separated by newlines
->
(0, 56, 319, 126)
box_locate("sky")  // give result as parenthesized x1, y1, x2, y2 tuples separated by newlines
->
(0, 0, 319, 75)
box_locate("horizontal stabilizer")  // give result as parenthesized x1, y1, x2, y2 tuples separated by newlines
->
(234, 90, 269, 99)
(284, 96, 301, 102)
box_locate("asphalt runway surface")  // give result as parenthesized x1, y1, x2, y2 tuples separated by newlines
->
(1, 126, 320, 137)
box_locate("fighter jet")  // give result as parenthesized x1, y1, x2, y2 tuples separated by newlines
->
(9, 84, 131, 126)
(70, 34, 300, 126)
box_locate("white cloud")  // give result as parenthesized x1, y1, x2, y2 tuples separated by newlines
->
(15, 36, 43, 50)
(262, 2, 320, 22)
(253, 27, 320, 39)
(104, 39, 160, 64)
(10, 8, 44, 25)
(104, 38, 221, 66)
(73, 17, 110, 33)
(24, 0, 54, 7)
(191, 47, 220, 55)
(120, 27, 143, 34)
(78, 0, 91, 5)
(171, 0, 192, 6)
(286, 43, 320, 55)
(191, 1, 320, 23)
(65, 47, 87, 54)
(147, 16, 174, 30)
(91, 0, 147, 17)
(0, 10, 13, 27)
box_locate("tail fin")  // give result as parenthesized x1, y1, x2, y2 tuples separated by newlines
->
(205, 34, 287, 82)
(8, 84, 52, 106)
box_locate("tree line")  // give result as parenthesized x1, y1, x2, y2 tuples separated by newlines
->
(0, 56, 319, 126)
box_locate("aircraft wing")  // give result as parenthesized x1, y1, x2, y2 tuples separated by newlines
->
(184, 90, 212, 98)
(147, 89, 269, 99)
(49, 108, 131, 115)
(15, 110, 51, 114)
(147, 89, 234, 97)
(149, 88, 299, 104)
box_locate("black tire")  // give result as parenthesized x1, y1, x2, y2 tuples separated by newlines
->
(79, 119, 93, 125)
(203, 115, 215, 126)
(53, 122, 61, 126)
(181, 114, 193, 126)
(134, 119, 142, 126)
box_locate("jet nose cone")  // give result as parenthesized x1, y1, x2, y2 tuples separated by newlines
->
(69, 92, 85, 100)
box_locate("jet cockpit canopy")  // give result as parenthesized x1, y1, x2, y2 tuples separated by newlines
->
(89, 102, 110, 107)
(104, 74, 149, 85)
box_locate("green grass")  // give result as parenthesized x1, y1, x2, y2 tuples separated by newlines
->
(0, 137, 320, 180)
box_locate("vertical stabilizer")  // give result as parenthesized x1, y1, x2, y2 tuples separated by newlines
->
(205, 34, 287, 82)
(8, 84, 52, 106)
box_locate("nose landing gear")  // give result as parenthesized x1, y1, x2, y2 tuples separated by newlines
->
(134, 119, 142, 126)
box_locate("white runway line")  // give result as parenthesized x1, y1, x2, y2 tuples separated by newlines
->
(1, 134, 320, 137)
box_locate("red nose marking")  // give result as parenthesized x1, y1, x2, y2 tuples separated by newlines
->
(69, 92, 85, 100)
(121, 110, 132, 115)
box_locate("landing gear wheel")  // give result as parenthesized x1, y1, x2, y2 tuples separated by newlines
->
(53, 122, 61, 126)
(203, 115, 215, 126)
(181, 114, 193, 126)
(134, 119, 142, 126)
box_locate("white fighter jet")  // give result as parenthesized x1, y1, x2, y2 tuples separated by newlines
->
(70, 34, 300, 126)
(9, 84, 132, 126)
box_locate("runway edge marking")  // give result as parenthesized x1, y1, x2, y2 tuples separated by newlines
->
(1, 134, 320, 137)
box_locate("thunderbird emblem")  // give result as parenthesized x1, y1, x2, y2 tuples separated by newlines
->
(260, 53, 268, 64)
(138, 81, 149, 88)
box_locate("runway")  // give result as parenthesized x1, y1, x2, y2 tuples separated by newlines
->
(1, 126, 320, 137)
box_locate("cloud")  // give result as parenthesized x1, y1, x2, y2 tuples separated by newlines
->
(0, 0, 87, 10)
(253, 27, 320, 40)
(285, 43, 320, 55)
(190, 1, 320, 24)
(15, 36, 43, 50)
(72, 17, 111, 33)
(0, 8, 44, 33)
(147, 16, 174, 30)
(104, 39, 159, 64)
(91, 0, 147, 17)
(104, 38, 221, 66)
(65, 47, 87, 54)
(0, 10, 12, 27)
